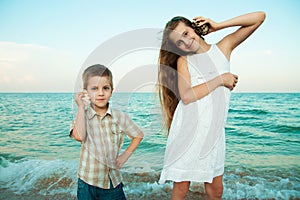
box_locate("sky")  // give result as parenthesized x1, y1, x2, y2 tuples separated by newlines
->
(0, 0, 299, 92)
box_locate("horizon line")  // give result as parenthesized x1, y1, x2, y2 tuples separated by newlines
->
(0, 91, 299, 94)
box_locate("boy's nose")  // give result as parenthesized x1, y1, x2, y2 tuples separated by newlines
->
(98, 89, 104, 95)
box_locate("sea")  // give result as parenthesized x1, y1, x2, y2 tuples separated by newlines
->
(0, 92, 299, 199)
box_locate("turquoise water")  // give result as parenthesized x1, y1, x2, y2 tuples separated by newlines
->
(0, 93, 299, 199)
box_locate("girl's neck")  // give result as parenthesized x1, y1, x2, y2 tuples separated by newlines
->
(195, 40, 210, 54)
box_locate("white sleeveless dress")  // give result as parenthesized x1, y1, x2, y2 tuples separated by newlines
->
(159, 44, 231, 184)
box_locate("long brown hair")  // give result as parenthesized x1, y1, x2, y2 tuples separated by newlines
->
(157, 16, 196, 132)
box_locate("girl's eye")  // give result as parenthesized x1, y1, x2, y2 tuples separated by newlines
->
(183, 32, 188, 36)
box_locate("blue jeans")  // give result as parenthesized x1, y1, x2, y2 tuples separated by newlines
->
(77, 178, 126, 200)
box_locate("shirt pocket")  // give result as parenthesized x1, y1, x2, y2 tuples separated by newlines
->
(110, 122, 124, 145)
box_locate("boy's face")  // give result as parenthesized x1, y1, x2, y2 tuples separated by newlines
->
(86, 75, 113, 111)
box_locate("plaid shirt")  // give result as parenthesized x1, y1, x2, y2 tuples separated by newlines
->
(71, 105, 141, 189)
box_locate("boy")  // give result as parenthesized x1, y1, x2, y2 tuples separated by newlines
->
(70, 64, 144, 200)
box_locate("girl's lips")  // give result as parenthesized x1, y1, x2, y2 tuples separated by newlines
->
(188, 39, 194, 48)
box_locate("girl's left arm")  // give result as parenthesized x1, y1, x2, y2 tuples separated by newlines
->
(195, 11, 266, 58)
(218, 11, 266, 56)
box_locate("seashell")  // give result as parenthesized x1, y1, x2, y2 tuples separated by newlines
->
(192, 22, 210, 36)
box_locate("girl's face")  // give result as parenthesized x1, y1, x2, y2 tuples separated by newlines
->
(86, 75, 113, 112)
(169, 22, 200, 54)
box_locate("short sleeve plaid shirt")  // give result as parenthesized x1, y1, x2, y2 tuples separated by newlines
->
(72, 105, 141, 189)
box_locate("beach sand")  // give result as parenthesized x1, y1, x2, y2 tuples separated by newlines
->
(0, 188, 75, 200)
(0, 188, 206, 200)
(0, 170, 207, 199)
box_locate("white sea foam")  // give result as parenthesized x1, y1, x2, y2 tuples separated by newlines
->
(223, 168, 300, 199)
(1, 157, 300, 198)
(0, 157, 78, 196)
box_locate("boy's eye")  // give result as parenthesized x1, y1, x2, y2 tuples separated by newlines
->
(103, 86, 111, 90)
(91, 87, 98, 90)
(183, 31, 188, 36)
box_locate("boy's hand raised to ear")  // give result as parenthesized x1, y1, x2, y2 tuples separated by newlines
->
(75, 91, 90, 109)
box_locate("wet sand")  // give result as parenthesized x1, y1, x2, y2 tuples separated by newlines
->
(0, 188, 206, 200)
(0, 188, 75, 200)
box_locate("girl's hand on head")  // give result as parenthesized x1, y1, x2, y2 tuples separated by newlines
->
(193, 16, 218, 34)
(220, 72, 238, 90)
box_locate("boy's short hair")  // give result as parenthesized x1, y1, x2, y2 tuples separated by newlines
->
(82, 64, 113, 89)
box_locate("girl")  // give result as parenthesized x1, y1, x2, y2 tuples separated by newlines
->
(157, 12, 265, 199)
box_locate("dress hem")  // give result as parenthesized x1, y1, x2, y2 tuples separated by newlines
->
(158, 166, 224, 184)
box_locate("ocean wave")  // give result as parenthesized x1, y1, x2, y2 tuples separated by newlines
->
(274, 124, 300, 134)
(1, 157, 300, 199)
(0, 157, 78, 196)
(224, 166, 300, 199)
(229, 108, 269, 115)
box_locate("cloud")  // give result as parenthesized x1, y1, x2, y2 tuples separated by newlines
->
(0, 41, 298, 93)
(262, 49, 272, 55)
(0, 42, 82, 92)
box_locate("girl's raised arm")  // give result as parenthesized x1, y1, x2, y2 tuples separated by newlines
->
(217, 11, 266, 58)
(195, 12, 266, 59)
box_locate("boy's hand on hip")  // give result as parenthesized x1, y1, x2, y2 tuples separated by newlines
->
(116, 151, 133, 169)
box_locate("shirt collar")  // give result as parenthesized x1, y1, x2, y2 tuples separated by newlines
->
(87, 103, 112, 120)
